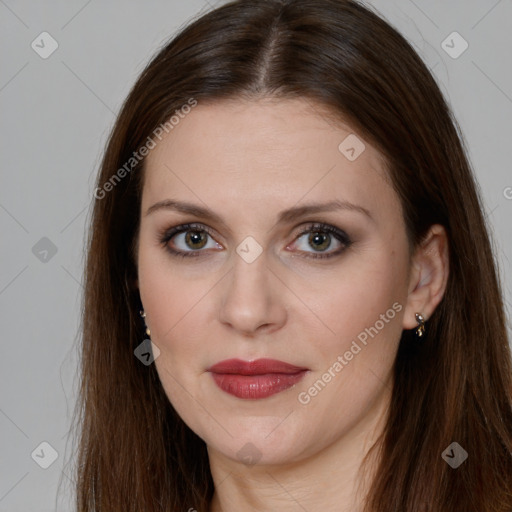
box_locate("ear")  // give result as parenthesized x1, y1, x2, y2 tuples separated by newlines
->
(402, 224, 449, 330)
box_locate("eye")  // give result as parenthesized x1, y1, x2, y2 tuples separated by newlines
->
(290, 223, 352, 259)
(159, 223, 222, 258)
(159, 222, 352, 260)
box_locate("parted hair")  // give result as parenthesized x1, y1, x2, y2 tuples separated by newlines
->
(71, 1, 512, 510)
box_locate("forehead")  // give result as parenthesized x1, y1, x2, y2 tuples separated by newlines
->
(141, 97, 398, 224)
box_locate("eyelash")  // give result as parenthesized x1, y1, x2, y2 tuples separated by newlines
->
(158, 222, 352, 260)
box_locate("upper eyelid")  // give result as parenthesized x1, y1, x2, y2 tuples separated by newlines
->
(163, 221, 343, 236)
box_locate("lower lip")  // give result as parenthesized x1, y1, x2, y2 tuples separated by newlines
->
(210, 371, 307, 399)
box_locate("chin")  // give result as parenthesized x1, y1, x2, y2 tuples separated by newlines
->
(201, 415, 312, 467)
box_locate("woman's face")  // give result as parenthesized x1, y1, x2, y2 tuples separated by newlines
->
(137, 97, 413, 466)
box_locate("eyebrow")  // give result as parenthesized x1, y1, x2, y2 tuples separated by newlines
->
(145, 198, 373, 226)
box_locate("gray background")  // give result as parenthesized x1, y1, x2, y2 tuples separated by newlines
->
(0, 0, 510, 510)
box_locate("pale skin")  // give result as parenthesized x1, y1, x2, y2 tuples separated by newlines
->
(136, 97, 449, 511)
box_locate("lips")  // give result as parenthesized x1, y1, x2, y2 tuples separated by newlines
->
(207, 358, 308, 399)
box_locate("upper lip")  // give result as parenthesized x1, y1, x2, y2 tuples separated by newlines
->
(207, 358, 308, 375)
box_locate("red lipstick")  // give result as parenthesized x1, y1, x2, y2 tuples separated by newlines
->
(207, 358, 308, 399)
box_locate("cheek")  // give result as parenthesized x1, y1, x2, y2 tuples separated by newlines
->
(137, 245, 220, 396)
(295, 259, 407, 424)
(138, 254, 210, 423)
(138, 239, 199, 339)
(296, 248, 407, 350)
(294, 266, 404, 438)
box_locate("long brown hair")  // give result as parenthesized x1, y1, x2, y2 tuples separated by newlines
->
(70, 1, 512, 510)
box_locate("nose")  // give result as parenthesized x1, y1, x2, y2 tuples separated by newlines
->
(218, 248, 287, 336)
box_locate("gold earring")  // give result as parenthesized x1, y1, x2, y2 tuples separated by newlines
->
(415, 313, 425, 338)
(139, 309, 151, 337)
